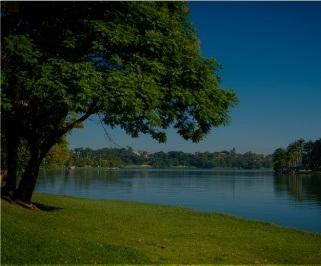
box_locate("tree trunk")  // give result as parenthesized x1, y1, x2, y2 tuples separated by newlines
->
(1, 131, 19, 198)
(14, 145, 43, 204)
(14, 136, 59, 205)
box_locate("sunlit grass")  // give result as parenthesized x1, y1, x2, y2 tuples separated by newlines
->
(2, 193, 321, 264)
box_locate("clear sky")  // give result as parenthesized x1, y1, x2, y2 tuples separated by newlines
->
(69, 2, 321, 154)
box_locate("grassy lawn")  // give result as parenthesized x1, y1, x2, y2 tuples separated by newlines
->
(2, 194, 321, 264)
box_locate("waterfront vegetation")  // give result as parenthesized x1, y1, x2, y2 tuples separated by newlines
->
(1, 2, 321, 265)
(273, 138, 321, 174)
(2, 194, 321, 264)
(70, 146, 273, 169)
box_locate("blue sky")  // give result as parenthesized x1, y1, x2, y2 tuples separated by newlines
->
(69, 2, 321, 154)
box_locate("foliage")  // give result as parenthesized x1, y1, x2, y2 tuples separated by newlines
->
(273, 138, 321, 174)
(304, 139, 321, 171)
(1, 136, 70, 175)
(1, 2, 237, 202)
(42, 138, 70, 169)
(70, 147, 273, 169)
(2, 2, 237, 143)
(2, 194, 321, 264)
(272, 148, 288, 172)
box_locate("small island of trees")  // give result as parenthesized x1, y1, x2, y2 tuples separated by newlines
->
(272, 138, 321, 174)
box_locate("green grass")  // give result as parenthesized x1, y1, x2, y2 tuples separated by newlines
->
(2, 194, 321, 264)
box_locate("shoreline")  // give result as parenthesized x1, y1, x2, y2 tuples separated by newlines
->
(2, 193, 321, 264)
(8, 192, 321, 234)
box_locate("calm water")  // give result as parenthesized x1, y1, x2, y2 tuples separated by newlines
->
(36, 168, 321, 233)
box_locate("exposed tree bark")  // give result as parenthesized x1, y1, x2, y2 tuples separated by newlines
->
(12, 103, 96, 205)
(62, 103, 96, 133)
(14, 141, 43, 204)
(13, 123, 75, 204)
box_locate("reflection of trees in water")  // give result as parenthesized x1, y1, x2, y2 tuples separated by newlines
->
(101, 169, 273, 195)
(38, 168, 65, 188)
(39, 168, 272, 195)
(68, 168, 122, 189)
(308, 175, 321, 204)
(39, 167, 122, 191)
(274, 174, 321, 205)
(114, 169, 273, 178)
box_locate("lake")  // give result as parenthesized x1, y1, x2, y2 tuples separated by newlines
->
(36, 168, 321, 233)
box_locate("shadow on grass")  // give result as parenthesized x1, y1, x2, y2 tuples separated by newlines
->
(32, 202, 63, 212)
(1, 195, 63, 212)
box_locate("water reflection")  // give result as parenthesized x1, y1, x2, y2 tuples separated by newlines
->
(36, 168, 321, 232)
(274, 174, 321, 205)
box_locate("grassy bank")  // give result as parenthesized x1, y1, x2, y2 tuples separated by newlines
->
(2, 194, 321, 264)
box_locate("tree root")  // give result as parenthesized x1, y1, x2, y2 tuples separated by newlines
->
(1, 194, 39, 210)
(14, 199, 40, 210)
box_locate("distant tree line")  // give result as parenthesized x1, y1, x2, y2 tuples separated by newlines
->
(272, 139, 321, 174)
(69, 147, 273, 169)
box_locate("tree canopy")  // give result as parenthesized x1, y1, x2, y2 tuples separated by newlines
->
(272, 139, 321, 174)
(1, 2, 237, 205)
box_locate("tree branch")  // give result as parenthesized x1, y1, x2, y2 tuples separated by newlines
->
(39, 102, 98, 157)
(62, 101, 97, 133)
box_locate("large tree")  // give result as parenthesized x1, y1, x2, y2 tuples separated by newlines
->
(272, 148, 288, 173)
(1, 2, 237, 206)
